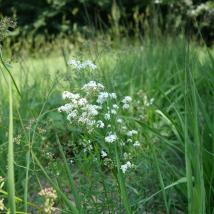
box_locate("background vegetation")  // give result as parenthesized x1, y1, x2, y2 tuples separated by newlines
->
(1, 0, 214, 47)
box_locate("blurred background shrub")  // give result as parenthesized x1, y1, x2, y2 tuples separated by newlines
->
(0, 0, 213, 47)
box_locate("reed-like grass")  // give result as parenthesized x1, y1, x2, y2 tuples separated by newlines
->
(0, 37, 213, 213)
(7, 79, 16, 213)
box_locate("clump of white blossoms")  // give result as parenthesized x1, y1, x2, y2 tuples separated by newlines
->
(120, 161, 134, 173)
(68, 59, 97, 71)
(58, 80, 141, 173)
(38, 187, 57, 214)
(59, 62, 142, 174)
(105, 133, 117, 143)
(122, 96, 132, 109)
(127, 130, 138, 137)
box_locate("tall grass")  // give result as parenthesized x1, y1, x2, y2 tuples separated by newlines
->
(184, 42, 206, 214)
(7, 79, 16, 213)
(0, 37, 213, 213)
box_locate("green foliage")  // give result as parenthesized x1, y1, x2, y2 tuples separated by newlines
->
(0, 0, 213, 45)
(0, 37, 213, 213)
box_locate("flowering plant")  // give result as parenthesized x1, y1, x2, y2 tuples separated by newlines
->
(58, 61, 142, 174)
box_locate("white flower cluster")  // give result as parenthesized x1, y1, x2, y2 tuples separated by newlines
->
(122, 96, 132, 109)
(127, 130, 138, 137)
(105, 133, 117, 143)
(101, 150, 108, 158)
(97, 92, 117, 104)
(59, 80, 141, 174)
(58, 81, 126, 131)
(68, 59, 97, 71)
(58, 90, 102, 128)
(82, 81, 104, 92)
(38, 187, 57, 213)
(126, 129, 141, 147)
(188, 3, 210, 17)
(120, 161, 134, 173)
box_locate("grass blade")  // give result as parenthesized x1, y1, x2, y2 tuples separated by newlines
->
(7, 79, 16, 213)
(0, 49, 21, 96)
(115, 144, 132, 214)
(32, 152, 79, 214)
(56, 135, 82, 213)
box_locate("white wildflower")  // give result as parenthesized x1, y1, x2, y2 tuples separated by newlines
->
(68, 59, 97, 71)
(81, 60, 97, 70)
(120, 161, 132, 173)
(122, 96, 132, 109)
(105, 133, 117, 143)
(113, 104, 119, 109)
(62, 91, 80, 100)
(67, 110, 78, 120)
(84, 104, 99, 116)
(97, 92, 109, 104)
(38, 187, 57, 200)
(133, 141, 140, 147)
(104, 113, 111, 120)
(83, 144, 93, 152)
(58, 103, 73, 113)
(96, 120, 105, 128)
(127, 130, 138, 137)
(111, 109, 117, 115)
(97, 92, 117, 104)
(122, 96, 132, 104)
(82, 81, 104, 92)
(109, 93, 117, 99)
(86, 120, 96, 127)
(122, 103, 130, 109)
(67, 59, 81, 67)
(101, 150, 108, 158)
(117, 118, 123, 123)
(78, 98, 88, 106)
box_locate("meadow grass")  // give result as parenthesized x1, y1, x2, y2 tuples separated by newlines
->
(0, 37, 213, 213)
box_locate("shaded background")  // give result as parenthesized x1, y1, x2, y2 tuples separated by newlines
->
(0, 0, 213, 47)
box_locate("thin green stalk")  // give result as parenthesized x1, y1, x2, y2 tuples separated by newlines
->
(114, 144, 132, 214)
(138, 177, 188, 204)
(16, 109, 31, 213)
(24, 151, 30, 213)
(56, 135, 82, 213)
(184, 41, 205, 214)
(184, 62, 193, 214)
(0, 189, 43, 212)
(150, 143, 169, 214)
(0, 49, 21, 96)
(7, 79, 16, 213)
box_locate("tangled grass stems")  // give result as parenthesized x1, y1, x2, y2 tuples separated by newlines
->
(56, 135, 83, 213)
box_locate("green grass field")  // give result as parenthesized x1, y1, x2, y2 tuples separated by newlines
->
(0, 38, 214, 213)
